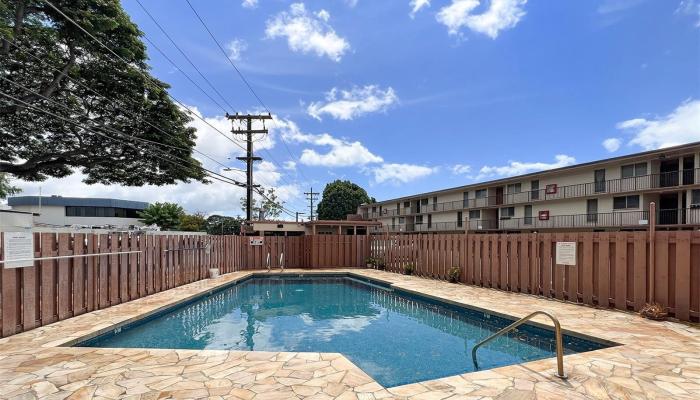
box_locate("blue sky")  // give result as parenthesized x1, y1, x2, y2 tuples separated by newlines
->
(14, 0, 700, 218)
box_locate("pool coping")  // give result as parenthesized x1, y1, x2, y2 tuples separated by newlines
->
(1, 268, 698, 399)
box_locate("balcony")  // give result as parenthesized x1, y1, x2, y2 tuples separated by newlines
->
(475, 169, 700, 208)
(414, 222, 464, 232)
(468, 210, 652, 231)
(362, 169, 700, 219)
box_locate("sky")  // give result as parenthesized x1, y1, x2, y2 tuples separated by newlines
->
(10, 0, 700, 219)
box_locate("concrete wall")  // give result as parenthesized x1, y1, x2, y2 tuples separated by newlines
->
(10, 205, 144, 227)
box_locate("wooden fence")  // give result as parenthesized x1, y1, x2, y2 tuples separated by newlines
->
(0, 233, 370, 338)
(370, 231, 700, 322)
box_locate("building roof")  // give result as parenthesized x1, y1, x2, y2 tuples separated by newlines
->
(8, 196, 149, 210)
(363, 141, 700, 206)
(306, 220, 382, 226)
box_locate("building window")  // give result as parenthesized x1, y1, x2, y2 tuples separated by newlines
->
(692, 190, 700, 206)
(404, 201, 410, 208)
(524, 205, 532, 225)
(421, 198, 428, 205)
(621, 162, 647, 178)
(457, 211, 463, 227)
(531, 180, 540, 200)
(398, 217, 405, 224)
(416, 215, 423, 224)
(506, 183, 521, 194)
(469, 210, 480, 219)
(613, 195, 640, 209)
(475, 189, 487, 199)
(427, 214, 432, 228)
(500, 207, 515, 218)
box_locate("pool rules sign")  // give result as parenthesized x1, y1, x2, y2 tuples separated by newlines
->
(555, 242, 577, 266)
(3, 231, 34, 268)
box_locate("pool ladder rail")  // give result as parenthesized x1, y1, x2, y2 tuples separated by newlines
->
(266, 252, 285, 272)
(471, 310, 568, 379)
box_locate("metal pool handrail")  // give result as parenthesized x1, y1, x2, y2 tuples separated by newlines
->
(266, 252, 271, 272)
(471, 310, 567, 379)
(279, 252, 284, 271)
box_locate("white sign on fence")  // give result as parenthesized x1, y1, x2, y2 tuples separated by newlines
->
(3, 231, 34, 268)
(555, 241, 577, 265)
(249, 237, 264, 246)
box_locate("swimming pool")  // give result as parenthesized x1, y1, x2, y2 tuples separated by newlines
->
(76, 274, 610, 387)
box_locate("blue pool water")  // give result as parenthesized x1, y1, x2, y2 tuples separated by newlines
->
(77, 275, 609, 387)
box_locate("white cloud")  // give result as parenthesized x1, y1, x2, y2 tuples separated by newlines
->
(597, 0, 646, 14)
(279, 120, 382, 168)
(677, 0, 700, 27)
(226, 39, 247, 61)
(242, 0, 258, 9)
(616, 99, 700, 150)
(451, 164, 472, 174)
(345, 0, 359, 7)
(436, 0, 527, 38)
(371, 163, 438, 184)
(477, 155, 576, 179)
(602, 137, 622, 152)
(265, 3, 350, 62)
(410, 0, 431, 18)
(283, 161, 297, 171)
(9, 109, 303, 217)
(307, 85, 398, 120)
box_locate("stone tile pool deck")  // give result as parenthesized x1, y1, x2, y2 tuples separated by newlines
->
(0, 269, 697, 399)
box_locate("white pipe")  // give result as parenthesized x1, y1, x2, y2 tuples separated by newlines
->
(279, 252, 284, 271)
(0, 250, 142, 264)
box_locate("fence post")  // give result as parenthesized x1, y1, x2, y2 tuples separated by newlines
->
(648, 202, 656, 303)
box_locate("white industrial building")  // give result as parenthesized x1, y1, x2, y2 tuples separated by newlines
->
(7, 196, 149, 229)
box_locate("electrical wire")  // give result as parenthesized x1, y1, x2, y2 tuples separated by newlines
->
(41, 0, 248, 154)
(134, 0, 237, 112)
(3, 40, 243, 173)
(0, 88, 246, 187)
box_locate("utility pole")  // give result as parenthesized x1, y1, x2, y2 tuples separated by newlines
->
(295, 212, 305, 222)
(226, 113, 272, 221)
(304, 187, 319, 221)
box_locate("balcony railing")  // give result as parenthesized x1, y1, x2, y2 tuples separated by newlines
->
(414, 222, 464, 232)
(657, 207, 700, 225)
(468, 210, 652, 231)
(361, 169, 700, 218)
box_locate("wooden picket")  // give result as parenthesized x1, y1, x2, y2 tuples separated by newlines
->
(371, 231, 700, 322)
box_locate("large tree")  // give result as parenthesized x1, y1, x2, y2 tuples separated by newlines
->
(138, 202, 184, 231)
(317, 180, 372, 220)
(0, 173, 20, 199)
(205, 215, 242, 235)
(0, 0, 206, 185)
(240, 188, 284, 220)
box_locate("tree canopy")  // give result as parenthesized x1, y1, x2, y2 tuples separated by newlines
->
(0, 173, 20, 199)
(240, 188, 284, 220)
(205, 215, 242, 235)
(0, 0, 206, 185)
(138, 202, 184, 231)
(178, 212, 207, 232)
(316, 180, 372, 220)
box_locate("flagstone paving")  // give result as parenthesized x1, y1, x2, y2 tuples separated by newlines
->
(0, 268, 698, 399)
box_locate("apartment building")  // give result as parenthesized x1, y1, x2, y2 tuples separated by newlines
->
(359, 142, 700, 233)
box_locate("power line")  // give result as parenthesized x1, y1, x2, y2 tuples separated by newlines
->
(304, 187, 320, 221)
(183, 0, 269, 113)
(181, 0, 312, 185)
(41, 0, 247, 155)
(0, 89, 247, 187)
(0, 46, 241, 174)
(134, 0, 236, 112)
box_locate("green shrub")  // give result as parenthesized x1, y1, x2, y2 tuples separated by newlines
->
(403, 263, 415, 275)
(448, 266, 461, 283)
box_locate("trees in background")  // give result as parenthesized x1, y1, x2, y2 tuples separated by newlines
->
(317, 180, 372, 220)
(240, 187, 284, 220)
(0, 0, 206, 185)
(0, 173, 20, 199)
(178, 212, 207, 232)
(205, 215, 243, 235)
(138, 202, 184, 231)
